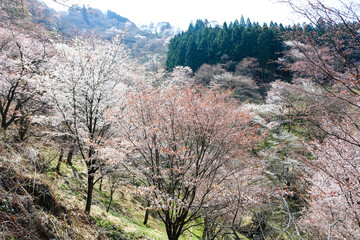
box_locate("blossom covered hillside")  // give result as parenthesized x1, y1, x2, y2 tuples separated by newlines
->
(1, 0, 360, 239)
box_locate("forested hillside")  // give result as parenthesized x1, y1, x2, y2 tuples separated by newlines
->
(165, 19, 289, 94)
(1, 0, 360, 239)
(166, 18, 284, 72)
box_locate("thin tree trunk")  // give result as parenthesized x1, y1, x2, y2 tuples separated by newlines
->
(202, 216, 209, 240)
(99, 176, 103, 191)
(107, 189, 114, 212)
(17, 114, 29, 141)
(143, 201, 150, 225)
(85, 172, 95, 214)
(66, 145, 74, 166)
(55, 148, 64, 175)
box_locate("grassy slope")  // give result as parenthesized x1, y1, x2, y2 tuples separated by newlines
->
(52, 158, 203, 240)
(0, 135, 170, 239)
(45, 148, 170, 239)
(0, 133, 208, 240)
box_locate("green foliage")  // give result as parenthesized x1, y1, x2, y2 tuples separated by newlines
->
(93, 216, 114, 229)
(0, 198, 15, 213)
(166, 19, 285, 73)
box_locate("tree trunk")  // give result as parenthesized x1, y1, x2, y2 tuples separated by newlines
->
(202, 216, 209, 240)
(55, 148, 64, 175)
(85, 172, 95, 214)
(165, 228, 181, 240)
(66, 145, 74, 166)
(106, 189, 114, 212)
(17, 114, 30, 141)
(99, 176, 103, 191)
(143, 201, 150, 225)
(165, 222, 182, 240)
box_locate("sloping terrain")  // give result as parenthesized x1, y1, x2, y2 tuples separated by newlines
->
(0, 139, 168, 240)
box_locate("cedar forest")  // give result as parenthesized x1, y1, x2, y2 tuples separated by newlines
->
(0, 0, 359, 239)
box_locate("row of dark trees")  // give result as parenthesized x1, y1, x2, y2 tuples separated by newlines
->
(165, 18, 330, 84)
(166, 19, 284, 73)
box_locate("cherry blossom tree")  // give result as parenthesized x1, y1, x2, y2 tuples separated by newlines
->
(47, 35, 132, 214)
(197, 167, 273, 240)
(243, 89, 313, 239)
(282, 0, 360, 99)
(0, 25, 54, 139)
(110, 82, 261, 240)
(211, 72, 262, 102)
(266, 77, 360, 238)
(269, 1, 360, 234)
(300, 124, 360, 239)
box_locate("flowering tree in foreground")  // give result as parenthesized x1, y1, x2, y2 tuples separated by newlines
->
(111, 83, 261, 240)
(48, 36, 132, 213)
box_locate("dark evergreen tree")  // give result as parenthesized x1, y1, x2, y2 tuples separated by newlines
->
(257, 27, 274, 66)
(240, 15, 246, 26)
(197, 28, 209, 66)
(233, 19, 239, 27)
(185, 36, 199, 70)
(231, 25, 245, 61)
(217, 22, 232, 59)
(194, 19, 205, 32)
(279, 23, 285, 31)
(176, 39, 187, 67)
(246, 18, 252, 28)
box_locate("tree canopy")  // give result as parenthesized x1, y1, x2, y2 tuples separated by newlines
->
(166, 19, 284, 72)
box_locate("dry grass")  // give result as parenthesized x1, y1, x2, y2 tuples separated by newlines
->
(0, 132, 168, 239)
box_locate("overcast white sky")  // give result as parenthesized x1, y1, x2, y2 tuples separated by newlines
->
(43, 0, 306, 29)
